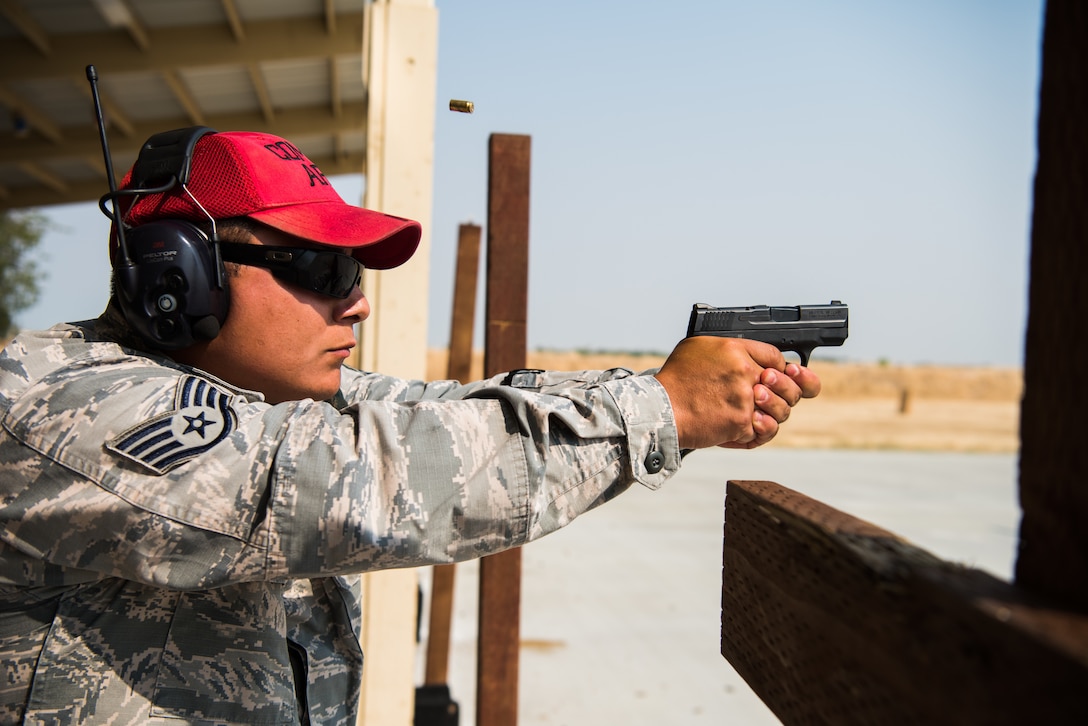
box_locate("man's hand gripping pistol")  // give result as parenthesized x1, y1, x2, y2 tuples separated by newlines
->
(686, 301, 849, 366)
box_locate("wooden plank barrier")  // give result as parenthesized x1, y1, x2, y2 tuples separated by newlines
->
(721, 480, 1088, 725)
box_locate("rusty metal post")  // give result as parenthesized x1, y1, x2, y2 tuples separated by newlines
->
(476, 133, 531, 726)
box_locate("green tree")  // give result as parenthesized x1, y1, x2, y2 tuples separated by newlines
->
(0, 210, 48, 338)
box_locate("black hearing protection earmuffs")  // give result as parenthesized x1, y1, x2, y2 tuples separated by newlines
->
(103, 126, 230, 350)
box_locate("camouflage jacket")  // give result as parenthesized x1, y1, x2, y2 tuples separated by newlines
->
(0, 311, 680, 725)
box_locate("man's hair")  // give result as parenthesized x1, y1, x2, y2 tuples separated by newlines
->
(195, 216, 257, 244)
(193, 216, 258, 277)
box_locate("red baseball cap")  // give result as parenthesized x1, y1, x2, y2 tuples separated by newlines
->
(116, 131, 421, 269)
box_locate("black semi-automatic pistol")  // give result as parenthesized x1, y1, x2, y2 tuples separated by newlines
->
(686, 301, 849, 366)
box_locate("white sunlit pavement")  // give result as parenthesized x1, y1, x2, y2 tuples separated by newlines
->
(416, 447, 1020, 725)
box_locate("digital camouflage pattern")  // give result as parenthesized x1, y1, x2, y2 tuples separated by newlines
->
(0, 305, 680, 724)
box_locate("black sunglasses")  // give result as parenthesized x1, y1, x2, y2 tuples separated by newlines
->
(217, 242, 364, 299)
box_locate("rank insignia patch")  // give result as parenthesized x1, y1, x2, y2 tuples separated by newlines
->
(107, 375, 237, 474)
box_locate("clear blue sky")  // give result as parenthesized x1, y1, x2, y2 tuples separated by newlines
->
(17, 0, 1044, 367)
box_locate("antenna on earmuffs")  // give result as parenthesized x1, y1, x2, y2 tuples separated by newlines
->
(86, 64, 133, 268)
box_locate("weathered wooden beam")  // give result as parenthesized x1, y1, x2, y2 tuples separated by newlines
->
(70, 73, 136, 137)
(0, 15, 364, 80)
(161, 69, 206, 126)
(484, 138, 530, 369)
(0, 102, 367, 166)
(448, 223, 483, 383)
(109, 0, 151, 52)
(0, 0, 50, 55)
(721, 479, 1088, 726)
(246, 64, 275, 124)
(0, 84, 63, 144)
(16, 162, 66, 193)
(1016, 0, 1088, 608)
(220, 0, 245, 42)
(477, 133, 531, 726)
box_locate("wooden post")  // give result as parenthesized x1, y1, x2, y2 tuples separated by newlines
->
(447, 224, 483, 384)
(476, 134, 531, 726)
(422, 223, 481, 687)
(356, 2, 438, 723)
(1015, 0, 1088, 608)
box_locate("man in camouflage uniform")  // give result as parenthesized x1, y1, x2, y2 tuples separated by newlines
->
(0, 130, 819, 724)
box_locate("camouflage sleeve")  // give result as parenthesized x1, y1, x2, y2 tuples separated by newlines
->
(291, 366, 681, 573)
(1, 349, 680, 589)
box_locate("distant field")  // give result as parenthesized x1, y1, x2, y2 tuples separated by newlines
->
(427, 349, 1023, 453)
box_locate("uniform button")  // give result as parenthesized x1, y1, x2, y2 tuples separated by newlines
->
(644, 450, 665, 473)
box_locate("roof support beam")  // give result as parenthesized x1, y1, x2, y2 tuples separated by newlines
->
(330, 58, 343, 117)
(119, 1, 150, 51)
(247, 64, 275, 123)
(17, 162, 66, 193)
(325, 0, 336, 34)
(70, 73, 136, 137)
(90, 0, 150, 51)
(0, 102, 367, 165)
(162, 70, 206, 125)
(0, 0, 50, 55)
(0, 15, 365, 80)
(0, 84, 63, 143)
(221, 0, 245, 41)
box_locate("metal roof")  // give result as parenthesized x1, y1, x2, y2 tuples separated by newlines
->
(0, 0, 372, 211)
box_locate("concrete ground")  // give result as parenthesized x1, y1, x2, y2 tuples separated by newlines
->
(417, 448, 1020, 725)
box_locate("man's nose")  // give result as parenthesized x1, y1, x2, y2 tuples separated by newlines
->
(340, 286, 370, 322)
